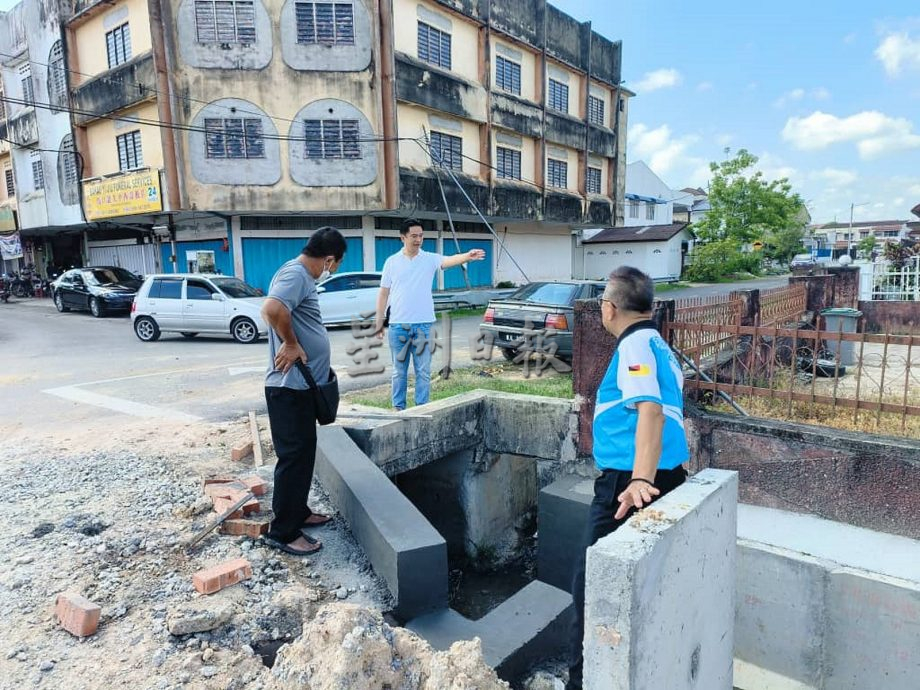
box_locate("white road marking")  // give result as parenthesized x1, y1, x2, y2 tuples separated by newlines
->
(44, 385, 202, 422)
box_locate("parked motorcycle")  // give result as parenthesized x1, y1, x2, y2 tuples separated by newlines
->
(0, 274, 10, 303)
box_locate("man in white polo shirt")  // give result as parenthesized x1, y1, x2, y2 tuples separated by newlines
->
(374, 218, 485, 410)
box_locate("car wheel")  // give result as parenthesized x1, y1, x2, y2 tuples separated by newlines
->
(134, 316, 161, 342)
(500, 346, 518, 362)
(90, 297, 104, 318)
(180, 332, 199, 338)
(54, 292, 69, 312)
(231, 317, 259, 344)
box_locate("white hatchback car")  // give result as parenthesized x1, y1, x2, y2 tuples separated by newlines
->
(316, 271, 382, 325)
(131, 274, 267, 343)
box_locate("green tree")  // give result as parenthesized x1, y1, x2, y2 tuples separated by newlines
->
(764, 225, 806, 265)
(692, 149, 806, 245)
(856, 234, 877, 260)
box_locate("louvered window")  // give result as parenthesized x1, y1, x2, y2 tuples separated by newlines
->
(195, 1, 256, 44)
(587, 166, 602, 194)
(5, 168, 14, 196)
(430, 131, 462, 170)
(295, 2, 354, 44)
(303, 119, 361, 159)
(204, 118, 265, 159)
(495, 56, 521, 95)
(21, 76, 34, 105)
(496, 147, 521, 180)
(548, 79, 568, 113)
(0, 94, 6, 120)
(116, 131, 144, 171)
(48, 41, 68, 111)
(547, 158, 567, 189)
(417, 21, 451, 70)
(31, 154, 44, 191)
(106, 23, 132, 69)
(588, 95, 605, 126)
(61, 135, 78, 186)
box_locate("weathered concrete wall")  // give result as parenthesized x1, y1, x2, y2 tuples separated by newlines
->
(688, 411, 920, 540)
(583, 469, 738, 690)
(572, 298, 615, 457)
(858, 300, 918, 334)
(735, 504, 920, 690)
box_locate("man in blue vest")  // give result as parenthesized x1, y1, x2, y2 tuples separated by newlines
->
(567, 266, 690, 690)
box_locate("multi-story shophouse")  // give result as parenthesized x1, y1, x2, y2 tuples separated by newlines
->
(9, 0, 628, 290)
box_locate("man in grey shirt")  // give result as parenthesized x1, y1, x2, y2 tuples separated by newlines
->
(261, 227, 346, 556)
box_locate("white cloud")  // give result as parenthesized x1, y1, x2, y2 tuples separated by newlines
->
(716, 133, 734, 147)
(774, 87, 831, 108)
(755, 152, 799, 184)
(629, 123, 699, 176)
(843, 32, 858, 45)
(910, 183, 920, 196)
(696, 81, 714, 92)
(781, 110, 920, 158)
(633, 68, 681, 92)
(812, 168, 858, 187)
(875, 32, 920, 76)
(812, 87, 831, 100)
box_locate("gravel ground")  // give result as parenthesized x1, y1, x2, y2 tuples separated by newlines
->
(0, 417, 391, 690)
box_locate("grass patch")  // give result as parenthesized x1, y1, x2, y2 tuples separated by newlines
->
(439, 307, 487, 320)
(345, 362, 573, 409)
(654, 281, 691, 293)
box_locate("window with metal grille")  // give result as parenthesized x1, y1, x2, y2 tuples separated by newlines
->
(628, 200, 639, 218)
(106, 23, 132, 69)
(116, 130, 144, 171)
(429, 131, 462, 170)
(4, 168, 14, 196)
(588, 95, 605, 126)
(295, 2, 354, 44)
(495, 56, 521, 95)
(0, 93, 5, 120)
(48, 41, 68, 111)
(646, 202, 656, 220)
(417, 21, 451, 70)
(547, 158, 567, 188)
(548, 79, 568, 112)
(61, 135, 79, 187)
(303, 119, 361, 159)
(204, 118, 266, 159)
(195, 1, 256, 44)
(587, 166, 602, 194)
(21, 76, 34, 105)
(496, 146, 521, 180)
(31, 155, 44, 191)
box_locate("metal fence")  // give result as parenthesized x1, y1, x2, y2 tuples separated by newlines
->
(858, 256, 920, 301)
(757, 283, 807, 326)
(670, 322, 920, 433)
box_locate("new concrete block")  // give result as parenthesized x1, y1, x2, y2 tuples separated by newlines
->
(315, 426, 447, 620)
(406, 581, 573, 685)
(583, 469, 738, 690)
(538, 474, 595, 590)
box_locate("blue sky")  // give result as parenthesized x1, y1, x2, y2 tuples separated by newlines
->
(553, 0, 920, 223)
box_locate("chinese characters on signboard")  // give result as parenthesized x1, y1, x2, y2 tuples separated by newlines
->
(83, 170, 163, 221)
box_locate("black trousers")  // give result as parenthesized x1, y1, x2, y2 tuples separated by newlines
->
(264, 386, 318, 544)
(566, 466, 687, 690)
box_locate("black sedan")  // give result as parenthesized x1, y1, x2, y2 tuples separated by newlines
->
(480, 280, 606, 361)
(52, 267, 143, 317)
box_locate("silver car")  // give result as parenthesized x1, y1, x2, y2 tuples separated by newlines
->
(131, 274, 267, 343)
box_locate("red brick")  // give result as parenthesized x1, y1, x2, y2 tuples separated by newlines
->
(204, 481, 247, 499)
(212, 493, 259, 518)
(192, 558, 252, 594)
(55, 593, 101, 637)
(203, 475, 237, 487)
(220, 517, 270, 538)
(231, 442, 253, 462)
(239, 475, 267, 496)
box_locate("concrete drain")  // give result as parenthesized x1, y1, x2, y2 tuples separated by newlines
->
(315, 392, 583, 684)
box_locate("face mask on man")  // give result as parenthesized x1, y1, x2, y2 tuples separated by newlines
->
(318, 258, 334, 282)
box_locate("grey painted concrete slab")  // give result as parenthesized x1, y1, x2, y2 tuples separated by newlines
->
(538, 474, 595, 590)
(406, 581, 572, 684)
(735, 504, 920, 690)
(315, 426, 447, 619)
(584, 469, 738, 690)
(483, 392, 578, 466)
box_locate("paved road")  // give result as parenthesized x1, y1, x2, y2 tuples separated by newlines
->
(656, 276, 788, 301)
(0, 276, 784, 438)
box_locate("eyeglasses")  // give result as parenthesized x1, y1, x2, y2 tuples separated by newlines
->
(600, 298, 617, 308)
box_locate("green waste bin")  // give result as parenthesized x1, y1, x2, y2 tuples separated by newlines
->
(820, 308, 862, 366)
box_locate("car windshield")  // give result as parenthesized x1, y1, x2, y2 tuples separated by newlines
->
(509, 282, 580, 305)
(211, 277, 261, 298)
(85, 268, 137, 285)
(792, 254, 812, 262)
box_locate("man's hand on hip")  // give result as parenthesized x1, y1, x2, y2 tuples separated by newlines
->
(614, 480, 660, 520)
(275, 341, 308, 373)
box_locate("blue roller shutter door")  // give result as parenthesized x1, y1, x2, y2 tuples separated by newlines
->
(242, 237, 363, 294)
(442, 239, 492, 289)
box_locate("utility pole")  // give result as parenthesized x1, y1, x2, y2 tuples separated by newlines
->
(847, 202, 869, 258)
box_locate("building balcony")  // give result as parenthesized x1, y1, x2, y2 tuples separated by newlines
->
(0, 108, 38, 146)
(395, 53, 488, 123)
(491, 93, 543, 139)
(71, 52, 157, 126)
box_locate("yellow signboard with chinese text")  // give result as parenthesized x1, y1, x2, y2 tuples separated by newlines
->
(83, 170, 163, 221)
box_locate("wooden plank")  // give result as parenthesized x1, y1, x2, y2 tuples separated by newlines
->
(249, 410, 263, 467)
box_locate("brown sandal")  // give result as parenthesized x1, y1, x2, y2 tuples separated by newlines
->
(264, 535, 322, 556)
(302, 512, 332, 527)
